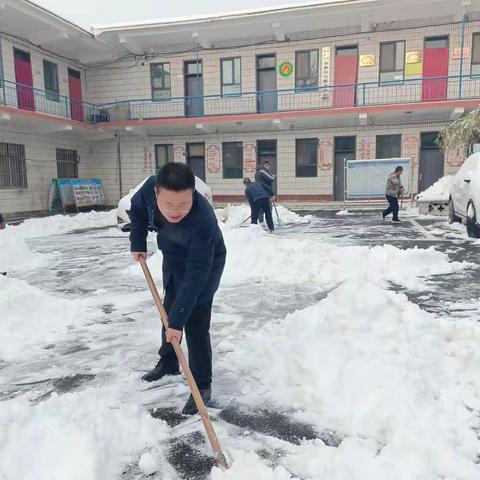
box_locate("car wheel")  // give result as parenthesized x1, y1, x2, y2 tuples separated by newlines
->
(466, 202, 480, 238)
(448, 198, 461, 224)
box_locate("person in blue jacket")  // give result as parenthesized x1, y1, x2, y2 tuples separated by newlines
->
(130, 162, 226, 415)
(243, 177, 275, 232)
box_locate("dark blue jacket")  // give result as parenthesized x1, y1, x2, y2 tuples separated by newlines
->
(255, 168, 275, 189)
(245, 181, 274, 205)
(129, 176, 226, 330)
(0, 212, 3, 224)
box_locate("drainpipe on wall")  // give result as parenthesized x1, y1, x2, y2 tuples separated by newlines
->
(459, 12, 467, 99)
(116, 131, 123, 200)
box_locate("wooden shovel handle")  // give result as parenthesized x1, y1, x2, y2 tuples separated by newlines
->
(138, 256, 228, 469)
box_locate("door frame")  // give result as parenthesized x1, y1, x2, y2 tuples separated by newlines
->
(418, 131, 444, 192)
(256, 53, 277, 113)
(333, 136, 356, 201)
(184, 60, 203, 117)
(186, 142, 206, 181)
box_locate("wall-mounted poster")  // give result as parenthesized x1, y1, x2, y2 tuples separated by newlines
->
(206, 144, 221, 173)
(243, 144, 257, 172)
(174, 146, 186, 163)
(359, 54, 375, 67)
(321, 47, 331, 98)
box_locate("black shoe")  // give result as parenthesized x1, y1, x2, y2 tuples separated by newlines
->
(0, 272, 6, 276)
(141, 360, 180, 382)
(392, 218, 402, 223)
(182, 387, 212, 416)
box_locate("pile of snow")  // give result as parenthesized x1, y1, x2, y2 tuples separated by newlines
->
(220, 228, 466, 290)
(127, 227, 469, 291)
(0, 387, 168, 480)
(0, 276, 99, 361)
(216, 204, 309, 228)
(0, 210, 116, 271)
(221, 280, 480, 479)
(416, 175, 454, 202)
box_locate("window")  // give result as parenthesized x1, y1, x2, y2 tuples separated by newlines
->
(56, 149, 78, 178)
(150, 63, 171, 100)
(222, 142, 243, 179)
(425, 36, 448, 49)
(0, 142, 27, 189)
(376, 134, 401, 158)
(336, 46, 358, 56)
(296, 139, 318, 177)
(185, 62, 202, 75)
(0, 39, 3, 88)
(379, 41, 405, 83)
(43, 60, 59, 102)
(155, 144, 173, 171)
(295, 50, 318, 90)
(472, 33, 480, 76)
(221, 58, 241, 96)
(257, 55, 276, 69)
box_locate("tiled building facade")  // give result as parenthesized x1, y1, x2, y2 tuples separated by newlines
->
(0, 0, 478, 214)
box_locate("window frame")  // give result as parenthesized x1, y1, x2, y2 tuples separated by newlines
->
(150, 62, 171, 101)
(376, 134, 402, 159)
(222, 141, 244, 179)
(220, 57, 241, 97)
(43, 59, 60, 102)
(0, 142, 28, 189)
(295, 138, 318, 178)
(155, 144, 173, 171)
(471, 33, 480, 77)
(379, 40, 405, 85)
(295, 49, 319, 92)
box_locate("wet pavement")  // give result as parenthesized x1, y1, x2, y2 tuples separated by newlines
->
(1, 210, 479, 479)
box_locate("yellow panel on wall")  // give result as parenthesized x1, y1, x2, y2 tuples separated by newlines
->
(405, 63, 422, 76)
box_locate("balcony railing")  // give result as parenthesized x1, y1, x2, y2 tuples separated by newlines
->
(1, 75, 480, 125)
(0, 79, 100, 123)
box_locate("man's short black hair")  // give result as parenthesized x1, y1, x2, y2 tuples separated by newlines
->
(395, 166, 404, 173)
(243, 177, 251, 186)
(263, 161, 271, 166)
(156, 162, 195, 191)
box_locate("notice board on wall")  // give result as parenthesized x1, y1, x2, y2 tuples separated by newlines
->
(49, 178, 106, 212)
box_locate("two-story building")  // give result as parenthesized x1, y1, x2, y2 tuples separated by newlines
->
(1, 0, 480, 215)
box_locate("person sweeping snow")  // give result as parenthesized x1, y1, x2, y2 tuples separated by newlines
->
(129, 163, 227, 415)
(381, 166, 404, 223)
(243, 177, 275, 232)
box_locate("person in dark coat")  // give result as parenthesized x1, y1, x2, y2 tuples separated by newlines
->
(255, 161, 276, 223)
(129, 163, 227, 415)
(243, 177, 275, 232)
(0, 212, 5, 230)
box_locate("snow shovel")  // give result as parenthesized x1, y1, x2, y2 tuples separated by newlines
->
(233, 215, 251, 228)
(272, 200, 284, 226)
(138, 256, 229, 470)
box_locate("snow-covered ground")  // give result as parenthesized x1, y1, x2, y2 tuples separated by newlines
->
(1, 207, 480, 480)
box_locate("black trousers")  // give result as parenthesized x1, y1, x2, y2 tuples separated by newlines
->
(251, 198, 274, 231)
(158, 283, 213, 390)
(382, 195, 400, 221)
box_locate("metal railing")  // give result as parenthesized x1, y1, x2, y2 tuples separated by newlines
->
(1, 75, 480, 124)
(0, 79, 100, 123)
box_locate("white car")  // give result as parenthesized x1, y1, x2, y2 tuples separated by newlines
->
(448, 152, 480, 238)
(117, 176, 213, 231)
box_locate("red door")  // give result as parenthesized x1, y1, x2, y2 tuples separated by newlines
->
(422, 37, 449, 102)
(68, 69, 84, 121)
(14, 49, 35, 111)
(333, 47, 358, 108)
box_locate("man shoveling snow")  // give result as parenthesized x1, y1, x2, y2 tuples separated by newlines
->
(129, 163, 227, 415)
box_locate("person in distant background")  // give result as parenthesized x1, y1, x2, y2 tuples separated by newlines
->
(381, 166, 404, 223)
(243, 177, 275, 233)
(255, 161, 276, 223)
